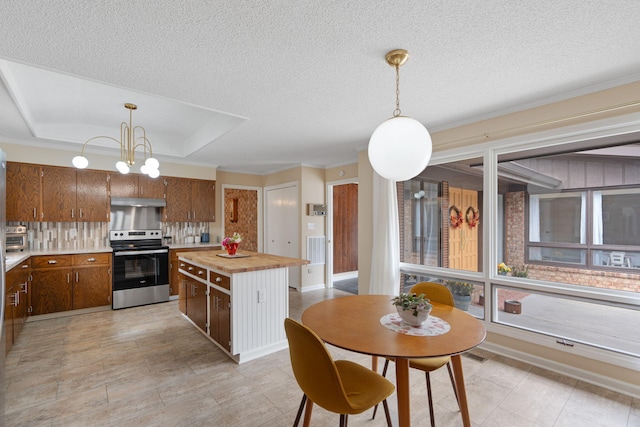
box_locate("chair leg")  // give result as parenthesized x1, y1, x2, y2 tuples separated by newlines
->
(371, 359, 391, 420)
(445, 362, 460, 408)
(382, 399, 392, 427)
(339, 413, 348, 427)
(425, 372, 436, 427)
(293, 394, 307, 427)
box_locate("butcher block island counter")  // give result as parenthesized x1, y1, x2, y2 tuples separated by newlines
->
(177, 250, 309, 363)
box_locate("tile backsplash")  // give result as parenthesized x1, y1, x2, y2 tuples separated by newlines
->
(9, 221, 213, 250)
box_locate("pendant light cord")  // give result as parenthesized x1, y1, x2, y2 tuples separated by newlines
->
(394, 64, 402, 117)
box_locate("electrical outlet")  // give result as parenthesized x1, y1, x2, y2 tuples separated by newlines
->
(258, 290, 265, 303)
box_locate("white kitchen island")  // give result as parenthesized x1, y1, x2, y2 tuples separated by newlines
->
(177, 249, 308, 363)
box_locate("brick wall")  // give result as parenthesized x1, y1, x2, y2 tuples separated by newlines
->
(224, 189, 258, 252)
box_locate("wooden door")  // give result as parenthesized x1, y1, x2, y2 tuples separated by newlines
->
(333, 183, 358, 274)
(7, 162, 41, 221)
(73, 266, 111, 309)
(209, 288, 230, 351)
(41, 166, 76, 222)
(109, 174, 139, 198)
(164, 177, 191, 221)
(448, 188, 463, 270)
(76, 170, 110, 222)
(31, 269, 73, 315)
(461, 189, 479, 271)
(191, 179, 215, 222)
(138, 174, 165, 199)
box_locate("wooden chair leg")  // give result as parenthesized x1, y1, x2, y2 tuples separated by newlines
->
(293, 394, 307, 427)
(339, 413, 349, 426)
(426, 372, 436, 427)
(371, 359, 391, 420)
(446, 362, 460, 408)
(303, 399, 313, 427)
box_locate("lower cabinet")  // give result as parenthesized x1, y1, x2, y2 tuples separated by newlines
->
(178, 265, 231, 352)
(5, 259, 31, 354)
(31, 253, 112, 315)
(209, 288, 230, 352)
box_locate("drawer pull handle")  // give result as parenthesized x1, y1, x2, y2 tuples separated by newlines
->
(188, 266, 194, 271)
(198, 270, 204, 276)
(215, 277, 222, 283)
(87, 258, 96, 262)
(22, 264, 29, 269)
(48, 260, 57, 264)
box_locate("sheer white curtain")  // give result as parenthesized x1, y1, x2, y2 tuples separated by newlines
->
(369, 172, 400, 295)
(529, 195, 541, 260)
(593, 191, 603, 245)
(580, 192, 587, 244)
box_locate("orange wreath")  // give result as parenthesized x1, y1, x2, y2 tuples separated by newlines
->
(449, 205, 464, 228)
(466, 206, 480, 228)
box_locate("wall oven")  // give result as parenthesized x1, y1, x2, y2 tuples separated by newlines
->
(110, 230, 169, 309)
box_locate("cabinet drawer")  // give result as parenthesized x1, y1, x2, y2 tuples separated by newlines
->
(73, 253, 111, 266)
(209, 272, 230, 290)
(31, 255, 73, 269)
(179, 261, 206, 279)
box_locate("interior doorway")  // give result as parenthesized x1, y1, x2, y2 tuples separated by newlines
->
(222, 185, 262, 252)
(326, 179, 358, 291)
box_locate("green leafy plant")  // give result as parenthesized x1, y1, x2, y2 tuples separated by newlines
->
(391, 293, 432, 317)
(511, 264, 529, 278)
(445, 280, 475, 296)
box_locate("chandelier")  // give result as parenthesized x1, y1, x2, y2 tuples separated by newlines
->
(72, 103, 160, 178)
(368, 49, 432, 181)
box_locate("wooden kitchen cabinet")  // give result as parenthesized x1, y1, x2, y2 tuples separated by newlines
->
(31, 253, 112, 315)
(5, 259, 31, 354)
(110, 173, 165, 199)
(209, 287, 231, 352)
(164, 177, 216, 222)
(40, 166, 110, 222)
(187, 277, 207, 332)
(76, 170, 110, 221)
(6, 162, 41, 221)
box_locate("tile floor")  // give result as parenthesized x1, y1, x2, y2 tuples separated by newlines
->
(5, 288, 639, 426)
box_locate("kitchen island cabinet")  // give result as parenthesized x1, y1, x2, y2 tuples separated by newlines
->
(178, 250, 308, 363)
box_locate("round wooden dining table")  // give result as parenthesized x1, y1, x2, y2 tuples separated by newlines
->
(302, 295, 486, 427)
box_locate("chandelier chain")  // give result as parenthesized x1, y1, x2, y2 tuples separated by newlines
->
(393, 64, 401, 117)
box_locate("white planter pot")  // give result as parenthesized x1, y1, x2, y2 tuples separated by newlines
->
(396, 306, 431, 326)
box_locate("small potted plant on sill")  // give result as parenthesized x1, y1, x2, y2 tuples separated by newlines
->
(391, 292, 432, 326)
(498, 262, 511, 276)
(511, 264, 529, 278)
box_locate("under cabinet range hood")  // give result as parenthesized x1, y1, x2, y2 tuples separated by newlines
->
(110, 198, 165, 231)
(110, 197, 166, 207)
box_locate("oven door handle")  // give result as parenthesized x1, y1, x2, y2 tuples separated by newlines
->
(114, 249, 168, 256)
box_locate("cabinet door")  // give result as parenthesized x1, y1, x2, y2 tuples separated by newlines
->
(178, 273, 187, 314)
(209, 288, 231, 352)
(138, 174, 165, 199)
(164, 177, 191, 221)
(31, 269, 73, 315)
(73, 266, 111, 309)
(41, 166, 76, 222)
(187, 278, 207, 331)
(5, 285, 15, 354)
(191, 179, 216, 222)
(109, 173, 139, 198)
(77, 170, 110, 222)
(169, 250, 179, 296)
(6, 162, 41, 221)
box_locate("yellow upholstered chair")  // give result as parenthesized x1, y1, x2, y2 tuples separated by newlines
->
(373, 282, 460, 427)
(284, 318, 395, 427)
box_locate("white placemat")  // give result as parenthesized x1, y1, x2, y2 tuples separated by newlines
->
(380, 313, 451, 336)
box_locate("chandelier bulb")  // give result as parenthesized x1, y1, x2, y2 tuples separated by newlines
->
(145, 157, 159, 169)
(148, 168, 160, 179)
(72, 155, 89, 169)
(116, 161, 130, 174)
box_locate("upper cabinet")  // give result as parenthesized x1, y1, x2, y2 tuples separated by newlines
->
(109, 173, 165, 199)
(41, 167, 109, 222)
(7, 162, 41, 221)
(7, 162, 215, 223)
(164, 178, 215, 222)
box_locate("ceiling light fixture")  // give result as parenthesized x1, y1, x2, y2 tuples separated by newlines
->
(368, 49, 432, 181)
(72, 103, 160, 177)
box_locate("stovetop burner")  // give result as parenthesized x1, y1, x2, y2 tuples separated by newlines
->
(109, 229, 165, 251)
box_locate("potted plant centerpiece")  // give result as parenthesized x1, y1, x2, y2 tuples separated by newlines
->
(222, 232, 242, 255)
(447, 281, 475, 311)
(391, 292, 432, 326)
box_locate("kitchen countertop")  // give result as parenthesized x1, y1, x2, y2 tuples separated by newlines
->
(4, 243, 222, 272)
(178, 250, 309, 274)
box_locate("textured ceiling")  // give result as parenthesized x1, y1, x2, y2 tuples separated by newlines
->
(1, 1, 639, 175)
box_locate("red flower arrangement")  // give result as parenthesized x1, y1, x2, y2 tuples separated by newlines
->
(449, 205, 464, 228)
(465, 207, 480, 228)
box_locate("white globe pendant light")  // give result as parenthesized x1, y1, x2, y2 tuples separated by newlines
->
(368, 49, 432, 181)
